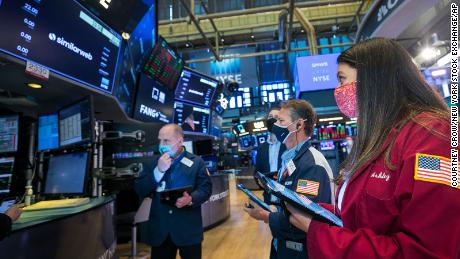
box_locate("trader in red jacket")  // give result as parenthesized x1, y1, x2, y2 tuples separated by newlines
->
(287, 38, 460, 258)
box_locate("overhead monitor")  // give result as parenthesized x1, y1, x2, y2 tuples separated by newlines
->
(44, 152, 89, 194)
(38, 114, 59, 151)
(58, 97, 93, 147)
(0, 0, 122, 93)
(233, 123, 249, 137)
(247, 120, 268, 134)
(193, 139, 213, 156)
(142, 36, 184, 91)
(295, 53, 340, 93)
(238, 135, 252, 150)
(320, 140, 335, 151)
(0, 115, 19, 153)
(173, 101, 210, 134)
(132, 74, 174, 123)
(0, 157, 15, 195)
(174, 67, 218, 107)
(113, 4, 158, 115)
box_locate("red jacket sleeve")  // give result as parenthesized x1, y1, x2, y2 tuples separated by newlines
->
(307, 119, 460, 259)
(318, 203, 335, 214)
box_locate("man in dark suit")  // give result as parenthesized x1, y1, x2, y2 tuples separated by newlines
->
(254, 107, 286, 259)
(255, 107, 286, 203)
(134, 124, 212, 259)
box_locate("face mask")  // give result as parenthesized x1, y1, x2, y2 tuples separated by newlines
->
(159, 141, 179, 158)
(271, 119, 303, 144)
(266, 118, 277, 132)
(334, 81, 358, 118)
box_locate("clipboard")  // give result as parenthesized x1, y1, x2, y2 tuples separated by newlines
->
(237, 183, 272, 212)
(159, 185, 193, 206)
(256, 172, 343, 227)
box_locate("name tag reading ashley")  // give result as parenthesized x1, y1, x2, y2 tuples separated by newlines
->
(286, 160, 296, 176)
(181, 157, 194, 167)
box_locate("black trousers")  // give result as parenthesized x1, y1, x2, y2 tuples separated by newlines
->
(151, 235, 202, 259)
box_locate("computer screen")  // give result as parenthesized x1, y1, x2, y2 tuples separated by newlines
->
(183, 141, 194, 154)
(0, 0, 122, 93)
(142, 36, 184, 91)
(247, 120, 268, 134)
(233, 123, 249, 137)
(173, 101, 210, 134)
(238, 135, 252, 150)
(0, 157, 14, 195)
(44, 152, 89, 194)
(132, 73, 174, 123)
(174, 68, 218, 107)
(0, 115, 19, 153)
(38, 114, 59, 151)
(320, 140, 335, 151)
(202, 155, 217, 173)
(59, 97, 93, 147)
(193, 139, 213, 156)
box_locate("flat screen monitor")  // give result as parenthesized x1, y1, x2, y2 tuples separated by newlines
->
(210, 111, 222, 137)
(295, 53, 340, 93)
(193, 139, 213, 156)
(0, 115, 19, 153)
(173, 101, 210, 134)
(0, 0, 122, 93)
(238, 135, 252, 150)
(247, 120, 268, 134)
(202, 155, 217, 173)
(44, 152, 89, 194)
(233, 123, 249, 137)
(183, 141, 194, 154)
(0, 157, 14, 195)
(38, 114, 59, 151)
(58, 97, 93, 147)
(174, 67, 218, 107)
(320, 140, 335, 151)
(132, 74, 174, 123)
(142, 36, 184, 91)
(113, 4, 157, 115)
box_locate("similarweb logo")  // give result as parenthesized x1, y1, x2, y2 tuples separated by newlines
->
(48, 33, 93, 61)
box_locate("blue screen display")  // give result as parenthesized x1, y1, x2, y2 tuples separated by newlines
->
(0, 0, 122, 93)
(45, 152, 88, 194)
(38, 114, 59, 151)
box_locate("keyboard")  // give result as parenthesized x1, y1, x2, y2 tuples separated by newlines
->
(23, 198, 90, 211)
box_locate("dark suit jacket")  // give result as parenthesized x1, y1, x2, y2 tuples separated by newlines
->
(134, 151, 212, 246)
(255, 141, 286, 203)
(0, 213, 12, 241)
(255, 141, 286, 174)
(268, 141, 332, 258)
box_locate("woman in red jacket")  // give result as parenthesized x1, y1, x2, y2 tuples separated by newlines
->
(287, 38, 460, 258)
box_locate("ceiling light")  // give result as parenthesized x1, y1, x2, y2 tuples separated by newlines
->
(319, 117, 343, 122)
(421, 47, 440, 61)
(437, 52, 452, 67)
(121, 32, 130, 40)
(185, 43, 190, 47)
(431, 69, 447, 77)
(27, 83, 42, 89)
(251, 35, 255, 39)
(221, 38, 225, 42)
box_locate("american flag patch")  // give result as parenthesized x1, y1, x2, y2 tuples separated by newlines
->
(296, 180, 319, 196)
(415, 153, 455, 188)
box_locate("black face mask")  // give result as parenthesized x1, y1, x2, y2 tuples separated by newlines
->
(266, 118, 277, 132)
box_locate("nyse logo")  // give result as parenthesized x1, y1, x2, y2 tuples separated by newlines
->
(99, 0, 111, 9)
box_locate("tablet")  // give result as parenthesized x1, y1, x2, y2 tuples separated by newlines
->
(256, 172, 343, 227)
(0, 199, 16, 213)
(237, 183, 272, 212)
(159, 185, 193, 206)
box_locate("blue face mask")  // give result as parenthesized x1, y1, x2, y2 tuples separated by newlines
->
(159, 142, 179, 157)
